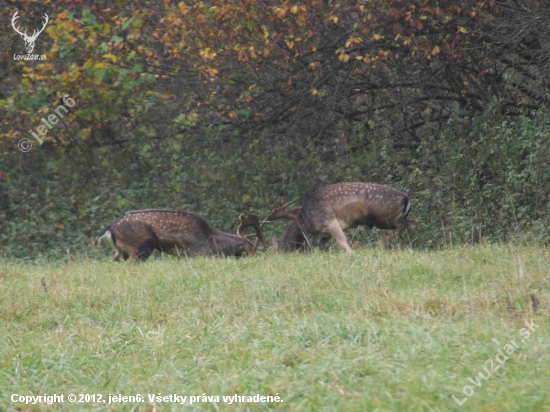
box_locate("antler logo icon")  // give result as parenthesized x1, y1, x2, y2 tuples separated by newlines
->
(11, 11, 49, 54)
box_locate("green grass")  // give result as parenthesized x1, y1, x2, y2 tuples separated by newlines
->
(0, 244, 549, 411)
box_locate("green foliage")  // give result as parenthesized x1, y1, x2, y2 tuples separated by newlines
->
(1, 110, 549, 258)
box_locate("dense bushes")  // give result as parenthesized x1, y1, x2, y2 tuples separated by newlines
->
(1, 108, 548, 259)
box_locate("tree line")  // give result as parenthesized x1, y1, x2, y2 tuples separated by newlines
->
(1, 0, 549, 257)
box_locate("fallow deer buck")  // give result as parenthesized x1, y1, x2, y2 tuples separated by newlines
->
(94, 209, 265, 261)
(264, 183, 417, 253)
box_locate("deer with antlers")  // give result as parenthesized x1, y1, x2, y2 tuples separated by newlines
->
(94, 209, 265, 261)
(264, 183, 417, 253)
(12, 11, 49, 54)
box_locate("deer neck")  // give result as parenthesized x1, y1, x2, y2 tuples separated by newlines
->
(281, 220, 308, 251)
(209, 229, 251, 255)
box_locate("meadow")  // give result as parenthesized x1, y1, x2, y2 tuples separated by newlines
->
(0, 244, 548, 411)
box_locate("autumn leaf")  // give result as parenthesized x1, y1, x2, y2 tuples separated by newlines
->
(338, 53, 350, 62)
(103, 53, 117, 62)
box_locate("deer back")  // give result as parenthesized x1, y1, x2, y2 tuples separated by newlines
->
(97, 208, 264, 259)
(299, 182, 410, 232)
(115, 209, 213, 246)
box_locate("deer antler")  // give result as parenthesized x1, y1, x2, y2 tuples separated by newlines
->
(11, 11, 27, 37)
(31, 13, 49, 40)
(263, 202, 302, 223)
(12, 11, 48, 40)
(237, 211, 266, 251)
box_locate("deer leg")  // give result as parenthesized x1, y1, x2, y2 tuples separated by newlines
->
(378, 215, 417, 248)
(112, 244, 129, 261)
(135, 239, 156, 261)
(114, 239, 142, 262)
(326, 221, 352, 253)
(317, 236, 331, 251)
(399, 219, 418, 247)
(126, 253, 139, 263)
(137, 249, 153, 261)
(126, 246, 151, 262)
(377, 225, 405, 248)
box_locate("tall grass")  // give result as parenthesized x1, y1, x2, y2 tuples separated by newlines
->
(0, 244, 548, 411)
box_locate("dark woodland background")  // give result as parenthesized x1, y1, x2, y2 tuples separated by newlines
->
(1, 0, 549, 258)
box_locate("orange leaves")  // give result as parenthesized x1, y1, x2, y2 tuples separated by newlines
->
(345, 37, 363, 47)
(178, 2, 188, 14)
(338, 53, 350, 63)
(60, 64, 81, 83)
(427, 44, 441, 59)
(308, 61, 321, 70)
(235, 46, 249, 62)
(200, 66, 219, 78)
(273, 7, 287, 19)
(261, 25, 269, 39)
(274, 3, 307, 20)
(199, 48, 217, 61)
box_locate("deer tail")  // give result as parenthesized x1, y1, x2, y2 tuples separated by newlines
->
(403, 196, 411, 218)
(94, 228, 115, 247)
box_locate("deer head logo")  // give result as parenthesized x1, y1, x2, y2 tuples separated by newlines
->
(11, 11, 49, 54)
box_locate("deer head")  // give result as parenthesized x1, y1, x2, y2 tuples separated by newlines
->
(12, 11, 49, 54)
(94, 209, 265, 261)
(264, 183, 417, 253)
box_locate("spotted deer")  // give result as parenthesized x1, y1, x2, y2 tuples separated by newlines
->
(264, 183, 417, 253)
(94, 209, 265, 261)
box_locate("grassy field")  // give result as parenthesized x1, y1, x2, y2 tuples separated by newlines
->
(0, 244, 548, 411)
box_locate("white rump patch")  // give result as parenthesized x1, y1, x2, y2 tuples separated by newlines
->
(404, 198, 411, 217)
(96, 230, 114, 246)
